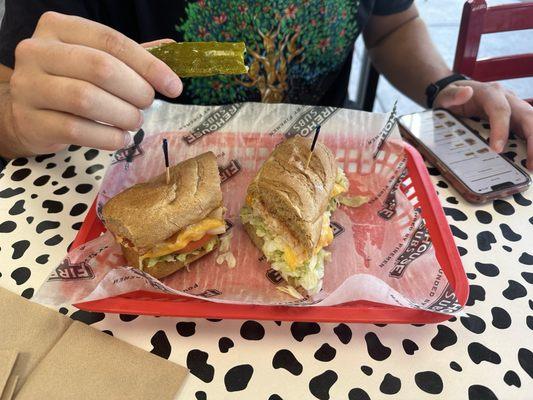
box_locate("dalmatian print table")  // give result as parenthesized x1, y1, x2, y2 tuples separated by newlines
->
(0, 117, 531, 400)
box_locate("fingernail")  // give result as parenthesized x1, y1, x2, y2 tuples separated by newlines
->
(493, 139, 505, 153)
(165, 78, 182, 97)
(123, 131, 133, 148)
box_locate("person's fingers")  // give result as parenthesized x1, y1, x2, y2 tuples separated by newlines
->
(506, 94, 533, 170)
(13, 107, 129, 153)
(20, 39, 155, 109)
(14, 72, 143, 131)
(480, 85, 511, 153)
(141, 38, 175, 48)
(35, 12, 182, 97)
(434, 84, 473, 109)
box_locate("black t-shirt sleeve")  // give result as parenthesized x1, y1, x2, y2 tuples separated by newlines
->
(0, 0, 90, 68)
(372, 0, 414, 16)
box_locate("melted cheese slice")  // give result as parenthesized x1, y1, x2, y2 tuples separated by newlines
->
(331, 182, 346, 198)
(139, 218, 224, 263)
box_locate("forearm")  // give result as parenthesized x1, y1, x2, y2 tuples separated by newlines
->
(0, 82, 25, 159)
(365, 15, 451, 106)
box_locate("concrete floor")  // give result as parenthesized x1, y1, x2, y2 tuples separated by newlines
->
(349, 0, 533, 113)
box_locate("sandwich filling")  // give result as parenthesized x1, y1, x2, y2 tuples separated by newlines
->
(119, 218, 226, 269)
(241, 166, 349, 294)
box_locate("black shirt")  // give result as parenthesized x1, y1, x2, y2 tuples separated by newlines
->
(0, 0, 412, 107)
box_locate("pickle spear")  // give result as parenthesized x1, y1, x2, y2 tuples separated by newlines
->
(148, 41, 248, 77)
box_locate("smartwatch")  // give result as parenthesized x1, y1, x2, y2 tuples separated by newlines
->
(425, 73, 469, 108)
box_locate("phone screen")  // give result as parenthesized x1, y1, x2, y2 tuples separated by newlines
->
(399, 110, 528, 195)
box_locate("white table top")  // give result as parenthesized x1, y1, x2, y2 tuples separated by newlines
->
(0, 115, 531, 400)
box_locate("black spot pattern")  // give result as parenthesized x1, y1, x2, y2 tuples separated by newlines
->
(68, 145, 81, 151)
(493, 199, 514, 216)
(450, 224, 468, 240)
(468, 385, 497, 400)
(30, 194, 37, 199)
(518, 252, 533, 265)
(176, 322, 196, 337)
(150, 330, 171, 359)
(348, 388, 370, 400)
(44, 234, 63, 246)
(466, 285, 485, 306)
(361, 365, 373, 376)
(527, 316, 533, 331)
(460, 314, 486, 334)
(522, 272, 533, 284)
(75, 183, 93, 193)
(273, 349, 302, 376)
(42, 200, 63, 213)
(427, 167, 440, 176)
(12, 240, 30, 259)
(0, 187, 25, 198)
(513, 192, 531, 206)
(309, 370, 337, 400)
(502, 245, 512, 252)
(195, 391, 207, 400)
(59, 307, 69, 315)
(36, 254, 49, 264)
(62, 165, 77, 178)
(414, 371, 443, 394)
(458, 246, 468, 256)
(499, 223, 521, 241)
(240, 321, 265, 340)
(449, 361, 462, 371)
(474, 262, 499, 277)
(119, 314, 138, 322)
(443, 207, 467, 221)
(187, 349, 214, 383)
(466, 273, 476, 280)
(11, 267, 31, 285)
(53, 186, 69, 195)
(70, 310, 105, 324)
(224, 364, 253, 392)
(468, 342, 501, 365)
(314, 343, 336, 362)
(364, 332, 391, 361)
(21, 288, 34, 299)
(0, 221, 17, 233)
(475, 210, 492, 224)
(35, 153, 55, 162)
(446, 196, 458, 204)
(291, 322, 320, 342)
(503, 370, 521, 387)
(11, 168, 31, 181)
(476, 231, 496, 251)
(268, 395, 283, 400)
(11, 158, 28, 166)
(70, 203, 88, 216)
(502, 280, 527, 300)
(430, 325, 457, 351)
(518, 348, 533, 379)
(333, 323, 351, 344)
(86, 164, 104, 174)
(9, 199, 26, 215)
(402, 339, 419, 355)
(436, 180, 448, 188)
(379, 373, 401, 395)
(45, 163, 56, 169)
(218, 337, 234, 353)
(84, 149, 99, 160)
(36, 220, 60, 233)
(33, 175, 50, 186)
(491, 307, 511, 329)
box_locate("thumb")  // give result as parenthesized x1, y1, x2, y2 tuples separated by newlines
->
(434, 84, 473, 109)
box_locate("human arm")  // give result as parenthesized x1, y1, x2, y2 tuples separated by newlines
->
(0, 11, 182, 159)
(363, 3, 533, 169)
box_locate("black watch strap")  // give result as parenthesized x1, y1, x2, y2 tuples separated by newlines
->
(425, 73, 468, 108)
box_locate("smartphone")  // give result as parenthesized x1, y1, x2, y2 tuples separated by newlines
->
(398, 109, 531, 203)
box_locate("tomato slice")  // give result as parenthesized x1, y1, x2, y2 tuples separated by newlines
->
(176, 234, 214, 254)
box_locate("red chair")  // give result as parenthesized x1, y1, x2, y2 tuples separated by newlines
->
(453, 0, 533, 105)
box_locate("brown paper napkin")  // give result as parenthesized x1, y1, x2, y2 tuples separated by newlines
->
(0, 288, 187, 399)
(0, 350, 18, 400)
(1, 375, 18, 400)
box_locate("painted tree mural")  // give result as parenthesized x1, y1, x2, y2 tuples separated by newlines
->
(178, 0, 359, 104)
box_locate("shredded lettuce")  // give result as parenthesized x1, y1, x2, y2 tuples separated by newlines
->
(328, 167, 350, 211)
(143, 237, 218, 268)
(241, 205, 329, 294)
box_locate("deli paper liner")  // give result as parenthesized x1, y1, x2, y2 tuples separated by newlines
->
(36, 101, 463, 314)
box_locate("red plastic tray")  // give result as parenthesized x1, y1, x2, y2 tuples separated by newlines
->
(73, 143, 468, 323)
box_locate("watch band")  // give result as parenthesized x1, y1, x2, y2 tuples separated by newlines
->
(425, 73, 468, 108)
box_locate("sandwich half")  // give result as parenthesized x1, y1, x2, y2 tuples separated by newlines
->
(102, 151, 225, 279)
(240, 136, 349, 294)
